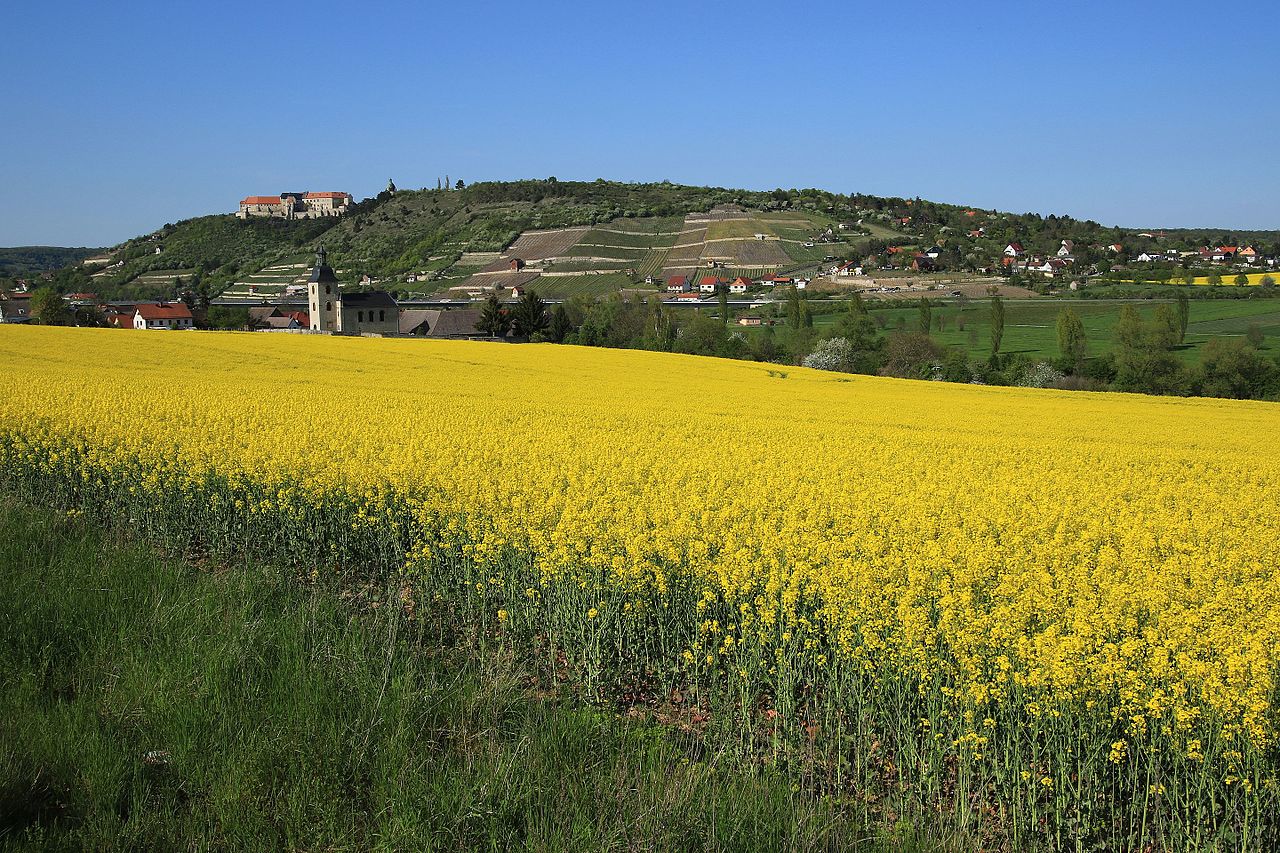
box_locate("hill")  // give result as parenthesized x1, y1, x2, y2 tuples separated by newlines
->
(0, 246, 104, 277)
(14, 179, 1280, 304)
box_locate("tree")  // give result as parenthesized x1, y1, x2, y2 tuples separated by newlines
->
(547, 304, 574, 343)
(1183, 271, 1196, 286)
(786, 287, 802, 329)
(1235, 272, 1251, 286)
(1246, 323, 1265, 348)
(455, 179, 466, 190)
(989, 296, 1004, 355)
(880, 332, 944, 379)
(475, 294, 511, 338)
(918, 300, 932, 335)
(1208, 272, 1223, 286)
(718, 288, 728, 327)
(1055, 308, 1087, 370)
(1174, 288, 1190, 344)
(1197, 337, 1278, 399)
(1112, 304, 1190, 395)
(30, 287, 70, 325)
(510, 289, 548, 339)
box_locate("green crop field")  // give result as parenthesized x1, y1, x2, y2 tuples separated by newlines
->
(705, 219, 774, 241)
(530, 273, 636, 299)
(578, 229, 679, 249)
(563, 244, 646, 261)
(793, 298, 1280, 362)
(638, 249, 669, 278)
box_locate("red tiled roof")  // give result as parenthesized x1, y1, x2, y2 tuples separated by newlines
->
(241, 195, 282, 205)
(699, 275, 723, 285)
(666, 275, 687, 285)
(136, 303, 193, 321)
(304, 192, 350, 200)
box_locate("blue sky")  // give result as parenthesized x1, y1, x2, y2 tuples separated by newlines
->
(3, 0, 1276, 246)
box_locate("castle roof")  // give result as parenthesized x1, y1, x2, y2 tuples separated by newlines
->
(241, 195, 282, 205)
(304, 192, 350, 200)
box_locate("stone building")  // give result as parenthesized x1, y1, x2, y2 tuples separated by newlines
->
(238, 191, 352, 219)
(306, 248, 399, 336)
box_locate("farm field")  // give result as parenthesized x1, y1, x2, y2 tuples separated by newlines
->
(521, 273, 634, 299)
(797, 297, 1280, 361)
(3, 326, 1279, 848)
(1187, 271, 1277, 285)
(705, 219, 773, 241)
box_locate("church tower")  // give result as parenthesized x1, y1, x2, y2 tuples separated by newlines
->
(307, 246, 340, 332)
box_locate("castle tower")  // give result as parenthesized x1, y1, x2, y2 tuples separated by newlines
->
(307, 246, 340, 332)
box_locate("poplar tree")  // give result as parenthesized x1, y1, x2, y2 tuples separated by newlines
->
(990, 295, 1004, 355)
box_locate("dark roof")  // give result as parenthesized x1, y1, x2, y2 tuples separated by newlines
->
(424, 309, 484, 338)
(248, 306, 282, 321)
(340, 291, 398, 309)
(399, 309, 437, 335)
(308, 262, 340, 284)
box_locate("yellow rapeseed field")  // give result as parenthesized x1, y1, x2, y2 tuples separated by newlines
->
(2, 325, 1278, 846)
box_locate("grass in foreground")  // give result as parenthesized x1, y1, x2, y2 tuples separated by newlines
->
(0, 501, 947, 852)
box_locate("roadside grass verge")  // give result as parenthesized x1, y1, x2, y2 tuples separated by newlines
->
(0, 501, 951, 852)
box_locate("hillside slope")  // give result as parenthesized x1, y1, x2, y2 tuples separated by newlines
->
(23, 179, 1280, 303)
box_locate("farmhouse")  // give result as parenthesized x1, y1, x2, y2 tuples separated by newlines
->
(665, 275, 690, 293)
(698, 276, 723, 294)
(237, 191, 353, 219)
(1004, 242, 1024, 258)
(133, 303, 194, 330)
(737, 316, 763, 327)
(729, 277, 750, 294)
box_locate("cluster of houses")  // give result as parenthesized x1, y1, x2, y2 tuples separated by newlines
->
(1000, 240, 1274, 277)
(662, 273, 811, 300)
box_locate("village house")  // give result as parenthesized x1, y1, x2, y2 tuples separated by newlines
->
(672, 291, 703, 302)
(665, 275, 690, 293)
(737, 316, 763, 326)
(133, 302, 194, 330)
(238, 191, 353, 219)
(1239, 246, 1259, 264)
(698, 275, 722, 294)
(1057, 240, 1075, 258)
(0, 293, 32, 323)
(1003, 242, 1024, 258)
(729, 277, 750, 294)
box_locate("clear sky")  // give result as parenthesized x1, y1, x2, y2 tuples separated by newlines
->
(3, 0, 1277, 247)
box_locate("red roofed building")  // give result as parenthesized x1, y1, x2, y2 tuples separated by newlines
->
(238, 191, 352, 219)
(665, 275, 690, 293)
(133, 302, 194, 330)
(729, 277, 750, 294)
(698, 275, 724, 293)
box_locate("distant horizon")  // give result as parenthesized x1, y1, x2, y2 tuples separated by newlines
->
(3, 0, 1276, 246)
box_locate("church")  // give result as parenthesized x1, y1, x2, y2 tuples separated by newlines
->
(306, 248, 399, 336)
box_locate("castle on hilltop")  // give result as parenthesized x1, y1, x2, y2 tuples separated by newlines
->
(237, 191, 352, 219)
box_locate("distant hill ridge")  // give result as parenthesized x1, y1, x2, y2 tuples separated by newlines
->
(9, 179, 1279, 302)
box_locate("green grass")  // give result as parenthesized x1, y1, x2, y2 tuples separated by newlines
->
(0, 500, 954, 852)
(798, 298, 1280, 362)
